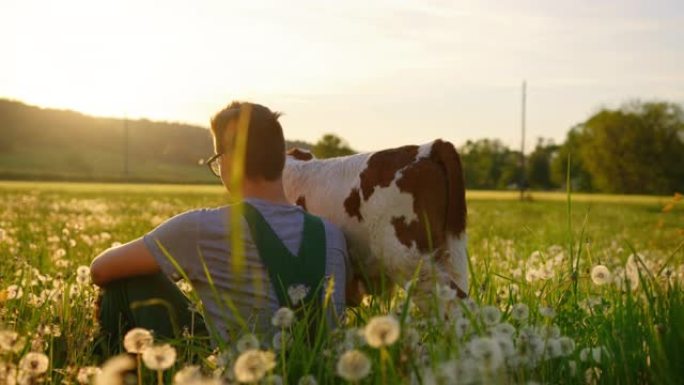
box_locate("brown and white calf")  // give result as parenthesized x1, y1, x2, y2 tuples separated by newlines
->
(282, 139, 468, 307)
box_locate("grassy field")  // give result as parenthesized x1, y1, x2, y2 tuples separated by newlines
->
(0, 181, 683, 384)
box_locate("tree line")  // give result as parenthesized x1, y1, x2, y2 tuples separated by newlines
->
(315, 100, 684, 195)
(459, 100, 684, 194)
(1, 99, 682, 194)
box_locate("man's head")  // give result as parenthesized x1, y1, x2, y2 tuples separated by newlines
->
(210, 102, 285, 185)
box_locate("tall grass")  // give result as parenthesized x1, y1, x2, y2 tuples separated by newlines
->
(0, 175, 682, 384)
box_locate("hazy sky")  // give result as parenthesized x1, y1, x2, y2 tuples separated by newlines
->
(2, 0, 683, 151)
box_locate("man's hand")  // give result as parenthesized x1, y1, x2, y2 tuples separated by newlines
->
(90, 237, 161, 287)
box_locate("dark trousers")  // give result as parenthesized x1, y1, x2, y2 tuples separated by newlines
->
(97, 272, 206, 351)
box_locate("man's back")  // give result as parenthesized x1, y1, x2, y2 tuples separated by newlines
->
(143, 197, 349, 341)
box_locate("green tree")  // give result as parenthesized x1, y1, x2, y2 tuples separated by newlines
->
(551, 125, 594, 191)
(526, 138, 559, 190)
(312, 134, 356, 159)
(576, 101, 684, 194)
(460, 139, 520, 189)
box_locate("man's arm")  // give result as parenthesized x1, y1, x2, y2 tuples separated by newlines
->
(90, 237, 160, 287)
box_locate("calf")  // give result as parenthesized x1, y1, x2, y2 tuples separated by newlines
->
(282, 139, 468, 307)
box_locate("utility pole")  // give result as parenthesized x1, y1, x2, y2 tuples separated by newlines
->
(123, 117, 129, 181)
(519, 80, 526, 201)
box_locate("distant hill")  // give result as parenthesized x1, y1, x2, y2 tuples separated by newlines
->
(0, 99, 312, 183)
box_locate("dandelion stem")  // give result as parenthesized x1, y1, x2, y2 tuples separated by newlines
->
(136, 354, 142, 385)
(157, 369, 163, 385)
(380, 347, 388, 385)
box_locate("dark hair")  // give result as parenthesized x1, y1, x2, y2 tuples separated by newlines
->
(210, 101, 285, 181)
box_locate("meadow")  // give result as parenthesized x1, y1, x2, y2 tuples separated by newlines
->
(1, 181, 683, 385)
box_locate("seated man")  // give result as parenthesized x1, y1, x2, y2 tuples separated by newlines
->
(90, 102, 349, 346)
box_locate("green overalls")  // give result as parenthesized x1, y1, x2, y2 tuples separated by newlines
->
(242, 201, 327, 308)
(96, 201, 328, 351)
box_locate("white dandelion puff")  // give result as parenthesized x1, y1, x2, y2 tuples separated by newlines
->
(510, 303, 529, 322)
(0, 330, 26, 353)
(480, 305, 502, 326)
(141, 344, 177, 371)
(173, 365, 201, 385)
(558, 337, 576, 357)
(6, 285, 23, 300)
(95, 354, 135, 385)
(490, 322, 516, 339)
(263, 374, 283, 385)
(19, 352, 49, 375)
(539, 306, 556, 319)
(123, 328, 154, 354)
(76, 265, 90, 278)
(271, 307, 295, 328)
(236, 333, 260, 353)
(468, 337, 504, 372)
(233, 349, 276, 383)
(364, 315, 400, 348)
(77, 366, 101, 384)
(287, 284, 310, 305)
(591, 265, 612, 285)
(336, 350, 371, 382)
(297, 374, 318, 385)
(272, 331, 292, 351)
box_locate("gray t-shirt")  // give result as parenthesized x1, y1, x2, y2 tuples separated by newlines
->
(142, 197, 349, 341)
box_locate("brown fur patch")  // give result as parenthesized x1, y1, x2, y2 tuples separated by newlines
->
(287, 148, 313, 161)
(343, 188, 363, 221)
(295, 195, 307, 211)
(359, 145, 418, 201)
(391, 140, 467, 255)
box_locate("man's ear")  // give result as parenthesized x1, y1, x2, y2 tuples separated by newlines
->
(286, 148, 314, 161)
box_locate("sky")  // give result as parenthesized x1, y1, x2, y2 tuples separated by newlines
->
(2, 0, 683, 152)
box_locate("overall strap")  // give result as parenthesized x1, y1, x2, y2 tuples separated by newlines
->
(241, 201, 327, 307)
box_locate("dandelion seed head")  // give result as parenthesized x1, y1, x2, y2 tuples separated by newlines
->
(511, 303, 529, 321)
(287, 284, 309, 305)
(141, 344, 177, 371)
(297, 374, 318, 385)
(271, 307, 295, 328)
(233, 349, 276, 383)
(0, 330, 26, 353)
(591, 265, 612, 285)
(263, 374, 283, 385)
(480, 305, 502, 326)
(364, 315, 400, 348)
(236, 333, 260, 353)
(77, 366, 101, 384)
(539, 306, 556, 319)
(558, 336, 576, 356)
(5, 285, 23, 300)
(19, 352, 49, 375)
(491, 322, 516, 339)
(336, 350, 371, 382)
(123, 328, 153, 354)
(95, 354, 135, 385)
(76, 265, 90, 278)
(468, 337, 504, 372)
(173, 365, 201, 385)
(272, 331, 292, 351)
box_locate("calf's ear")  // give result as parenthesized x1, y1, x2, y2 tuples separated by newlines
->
(286, 147, 314, 161)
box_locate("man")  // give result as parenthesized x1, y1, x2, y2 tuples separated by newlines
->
(90, 102, 349, 346)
